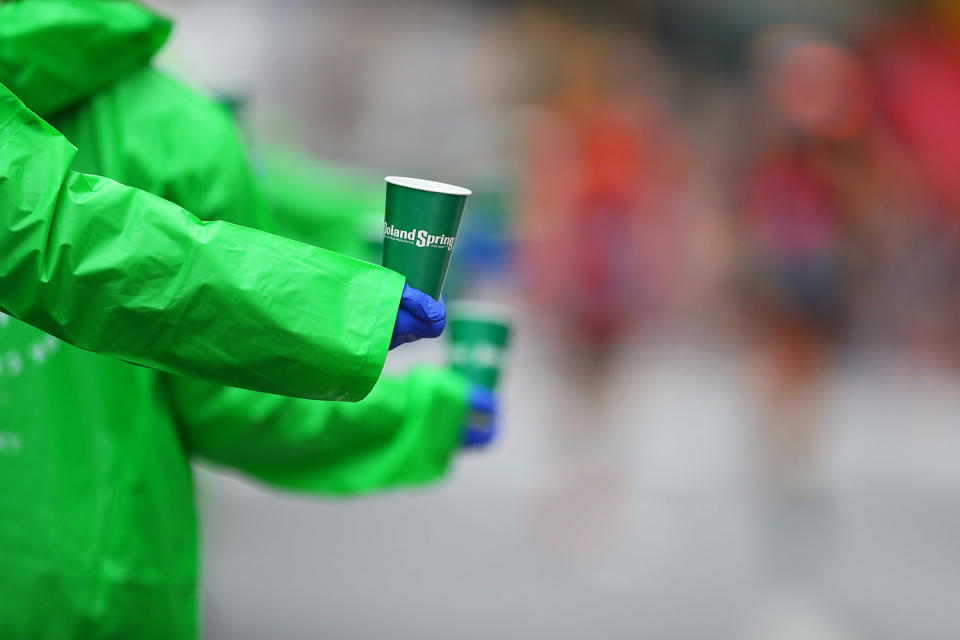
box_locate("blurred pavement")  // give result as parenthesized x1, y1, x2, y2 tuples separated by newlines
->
(198, 316, 960, 639)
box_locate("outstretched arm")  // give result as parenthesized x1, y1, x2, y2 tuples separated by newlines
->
(167, 367, 470, 495)
(0, 81, 403, 401)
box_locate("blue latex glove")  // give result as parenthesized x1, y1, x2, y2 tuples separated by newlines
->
(462, 386, 498, 449)
(390, 284, 447, 350)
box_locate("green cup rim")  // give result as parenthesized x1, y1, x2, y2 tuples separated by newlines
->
(385, 176, 472, 196)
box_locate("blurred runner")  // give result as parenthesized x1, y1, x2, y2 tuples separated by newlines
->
(739, 26, 866, 640)
(506, 8, 686, 561)
(519, 90, 682, 367)
(741, 23, 870, 488)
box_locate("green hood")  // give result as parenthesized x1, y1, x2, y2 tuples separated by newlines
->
(0, 0, 171, 117)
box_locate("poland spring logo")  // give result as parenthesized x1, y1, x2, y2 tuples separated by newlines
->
(384, 223, 456, 251)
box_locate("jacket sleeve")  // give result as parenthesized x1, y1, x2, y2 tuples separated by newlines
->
(142, 104, 469, 494)
(166, 367, 470, 495)
(0, 81, 403, 401)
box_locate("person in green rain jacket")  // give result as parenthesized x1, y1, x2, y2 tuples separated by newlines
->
(0, 1, 474, 638)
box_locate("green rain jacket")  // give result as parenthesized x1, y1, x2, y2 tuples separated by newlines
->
(0, 2, 469, 638)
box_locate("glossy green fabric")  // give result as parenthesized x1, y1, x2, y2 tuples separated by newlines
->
(0, 72, 402, 402)
(0, 0, 173, 118)
(0, 2, 469, 638)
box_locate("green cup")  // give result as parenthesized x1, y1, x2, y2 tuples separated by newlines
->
(448, 302, 512, 390)
(382, 177, 471, 300)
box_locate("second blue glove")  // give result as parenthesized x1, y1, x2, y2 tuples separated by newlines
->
(462, 386, 498, 449)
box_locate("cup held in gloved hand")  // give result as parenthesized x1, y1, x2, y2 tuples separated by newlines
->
(382, 177, 470, 301)
(449, 301, 512, 390)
